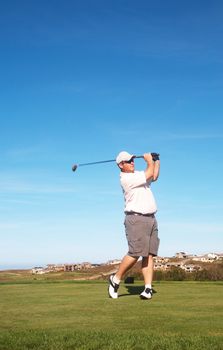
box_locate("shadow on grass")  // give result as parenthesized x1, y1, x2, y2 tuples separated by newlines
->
(119, 285, 157, 297)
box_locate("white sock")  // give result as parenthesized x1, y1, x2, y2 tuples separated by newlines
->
(113, 275, 120, 285)
(145, 284, 152, 290)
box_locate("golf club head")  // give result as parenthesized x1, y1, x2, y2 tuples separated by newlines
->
(72, 164, 78, 172)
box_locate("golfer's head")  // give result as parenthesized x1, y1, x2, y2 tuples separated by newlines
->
(116, 151, 135, 173)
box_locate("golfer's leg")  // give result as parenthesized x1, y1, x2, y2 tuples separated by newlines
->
(115, 255, 138, 281)
(141, 255, 154, 285)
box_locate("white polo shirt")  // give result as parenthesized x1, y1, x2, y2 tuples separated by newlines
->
(120, 170, 157, 214)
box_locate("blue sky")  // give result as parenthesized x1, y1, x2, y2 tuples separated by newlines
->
(0, 0, 223, 269)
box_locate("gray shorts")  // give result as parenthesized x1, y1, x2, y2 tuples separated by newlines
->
(124, 214, 160, 257)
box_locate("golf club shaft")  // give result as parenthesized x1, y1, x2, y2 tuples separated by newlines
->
(78, 155, 144, 167)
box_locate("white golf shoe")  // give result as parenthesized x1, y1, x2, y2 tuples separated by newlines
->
(140, 287, 153, 300)
(108, 274, 119, 299)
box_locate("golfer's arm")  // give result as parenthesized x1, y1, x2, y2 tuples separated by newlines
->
(152, 160, 160, 182)
(144, 161, 154, 182)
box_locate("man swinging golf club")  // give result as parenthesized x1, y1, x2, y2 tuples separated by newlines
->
(108, 151, 160, 299)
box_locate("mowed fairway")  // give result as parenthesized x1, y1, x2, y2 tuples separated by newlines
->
(0, 281, 222, 350)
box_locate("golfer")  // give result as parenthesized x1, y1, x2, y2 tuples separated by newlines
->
(108, 151, 160, 299)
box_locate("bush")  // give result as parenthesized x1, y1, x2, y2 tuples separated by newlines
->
(124, 262, 223, 281)
(165, 267, 187, 281)
(195, 263, 223, 281)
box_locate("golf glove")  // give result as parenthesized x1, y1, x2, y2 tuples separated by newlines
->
(151, 153, 160, 161)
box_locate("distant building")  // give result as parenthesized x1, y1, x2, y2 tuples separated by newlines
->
(64, 262, 92, 271)
(106, 259, 122, 265)
(31, 267, 45, 274)
(192, 253, 220, 263)
(154, 263, 164, 270)
(154, 256, 169, 263)
(81, 262, 92, 269)
(207, 253, 220, 260)
(46, 264, 64, 272)
(175, 252, 188, 259)
(181, 264, 201, 273)
(64, 264, 77, 272)
(165, 262, 183, 270)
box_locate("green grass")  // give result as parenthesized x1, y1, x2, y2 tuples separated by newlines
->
(0, 281, 222, 349)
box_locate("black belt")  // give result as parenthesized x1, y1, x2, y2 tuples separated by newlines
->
(125, 211, 154, 217)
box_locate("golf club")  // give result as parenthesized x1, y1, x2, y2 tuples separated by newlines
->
(72, 154, 159, 172)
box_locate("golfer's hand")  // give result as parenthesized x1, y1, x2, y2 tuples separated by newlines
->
(143, 153, 153, 163)
(151, 153, 160, 161)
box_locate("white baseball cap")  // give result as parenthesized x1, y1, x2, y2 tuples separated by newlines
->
(116, 151, 134, 164)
